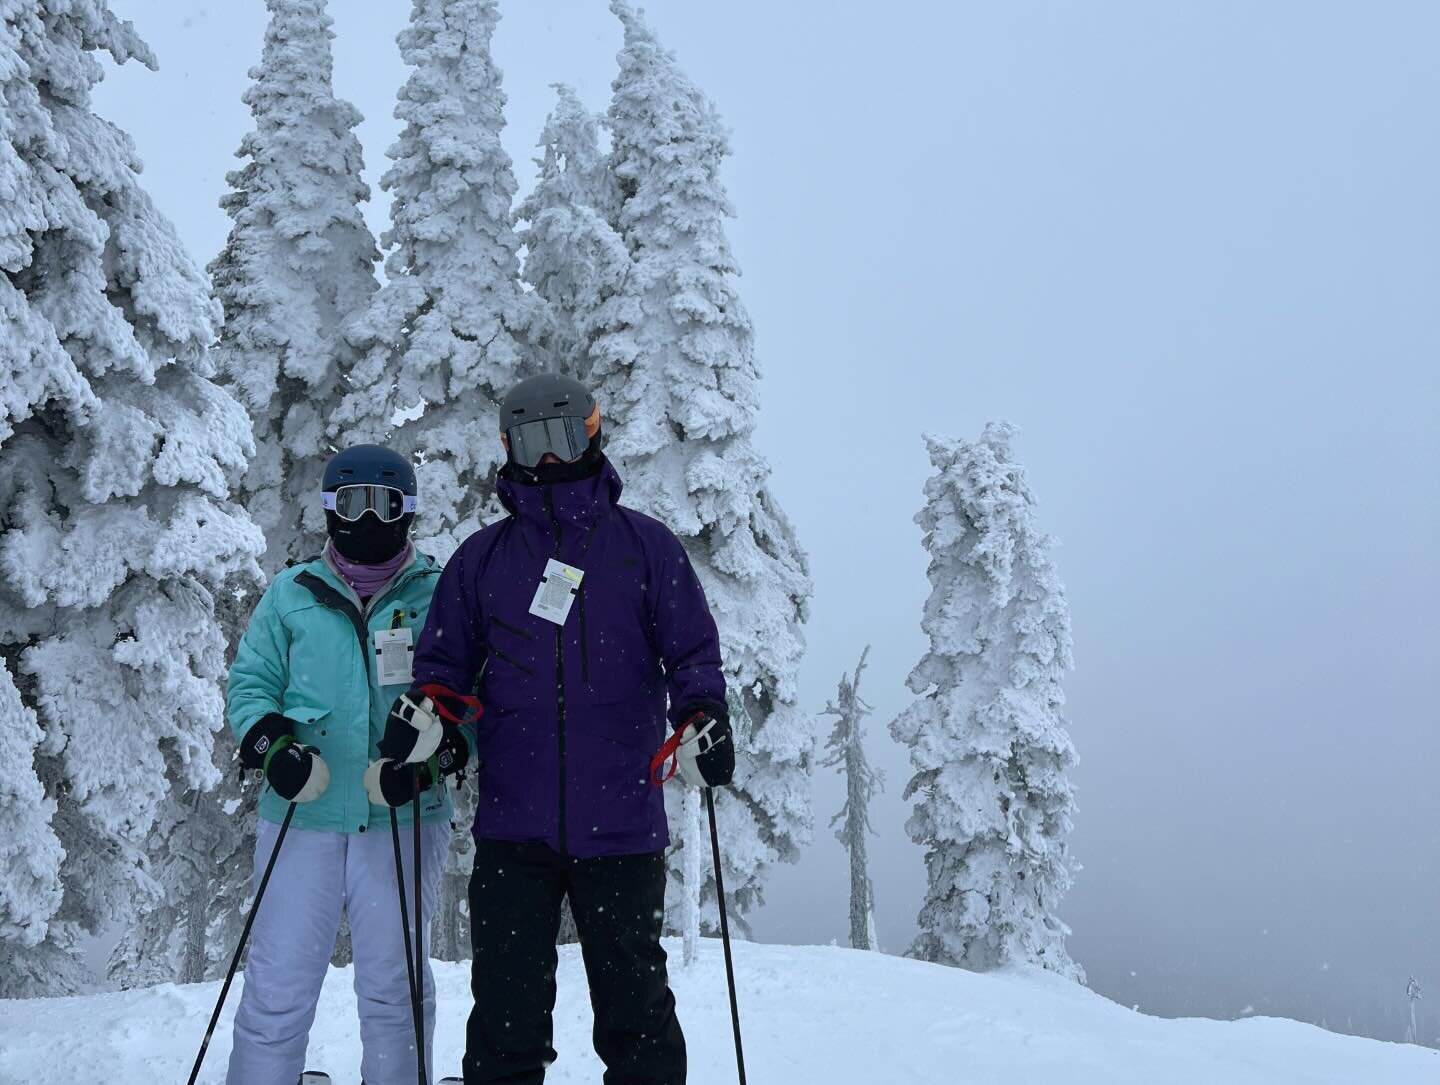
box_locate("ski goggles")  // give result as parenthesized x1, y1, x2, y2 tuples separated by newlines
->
(322, 484, 418, 523)
(504, 414, 594, 468)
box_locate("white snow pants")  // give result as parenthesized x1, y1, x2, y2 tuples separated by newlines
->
(227, 817, 450, 1085)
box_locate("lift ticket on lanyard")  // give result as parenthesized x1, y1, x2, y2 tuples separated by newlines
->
(374, 627, 414, 686)
(530, 558, 585, 625)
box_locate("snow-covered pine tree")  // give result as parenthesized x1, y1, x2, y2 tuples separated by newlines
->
(516, 84, 628, 383)
(891, 424, 1082, 979)
(328, 0, 540, 957)
(821, 646, 883, 951)
(210, 0, 380, 574)
(0, 0, 264, 996)
(0, 666, 63, 998)
(595, 1, 813, 931)
(112, 0, 378, 988)
(106, 762, 256, 987)
(332, 0, 543, 562)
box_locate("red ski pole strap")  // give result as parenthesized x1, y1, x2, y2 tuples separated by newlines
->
(416, 683, 484, 727)
(649, 712, 709, 787)
(650, 728, 685, 787)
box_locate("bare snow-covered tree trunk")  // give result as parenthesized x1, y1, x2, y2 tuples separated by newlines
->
(846, 801, 875, 952)
(557, 901, 580, 945)
(822, 647, 883, 951)
(181, 884, 209, 986)
(331, 919, 353, 968)
(432, 783, 477, 961)
(682, 787, 703, 966)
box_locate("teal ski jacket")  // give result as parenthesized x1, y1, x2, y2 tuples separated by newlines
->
(227, 550, 464, 833)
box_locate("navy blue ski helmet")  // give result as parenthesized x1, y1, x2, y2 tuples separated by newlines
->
(322, 445, 417, 496)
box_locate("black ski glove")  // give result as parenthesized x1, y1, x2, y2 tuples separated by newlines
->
(675, 705, 735, 788)
(379, 683, 482, 763)
(379, 687, 444, 764)
(434, 727, 470, 779)
(364, 758, 435, 808)
(240, 713, 330, 803)
(238, 712, 293, 770)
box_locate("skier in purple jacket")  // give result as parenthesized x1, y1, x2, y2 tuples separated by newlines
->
(403, 373, 735, 1085)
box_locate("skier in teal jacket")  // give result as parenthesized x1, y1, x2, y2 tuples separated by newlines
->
(225, 444, 470, 1085)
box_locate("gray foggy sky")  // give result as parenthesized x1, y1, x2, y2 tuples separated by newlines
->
(94, 0, 1439, 1038)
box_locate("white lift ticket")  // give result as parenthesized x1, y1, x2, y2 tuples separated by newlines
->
(374, 627, 414, 686)
(529, 558, 585, 625)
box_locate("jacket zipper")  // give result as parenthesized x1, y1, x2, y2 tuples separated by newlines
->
(295, 563, 439, 828)
(294, 570, 373, 832)
(578, 584, 589, 685)
(544, 487, 569, 858)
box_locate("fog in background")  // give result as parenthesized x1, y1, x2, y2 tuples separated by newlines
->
(95, 0, 1439, 1040)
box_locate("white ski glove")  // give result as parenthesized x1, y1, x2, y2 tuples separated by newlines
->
(676, 711, 735, 789)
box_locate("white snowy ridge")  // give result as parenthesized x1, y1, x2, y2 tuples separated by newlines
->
(1, 942, 1434, 1084)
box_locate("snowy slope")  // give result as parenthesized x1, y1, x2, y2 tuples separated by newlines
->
(0, 940, 1433, 1084)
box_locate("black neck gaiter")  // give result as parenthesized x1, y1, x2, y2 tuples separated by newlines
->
(325, 510, 413, 564)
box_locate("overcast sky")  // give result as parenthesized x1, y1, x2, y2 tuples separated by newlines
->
(94, 0, 1439, 1040)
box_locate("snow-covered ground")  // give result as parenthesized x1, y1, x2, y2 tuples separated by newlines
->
(1, 940, 1434, 1084)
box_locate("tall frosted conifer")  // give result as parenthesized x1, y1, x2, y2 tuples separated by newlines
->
(331, 0, 540, 954)
(595, 2, 813, 929)
(0, 0, 263, 995)
(892, 425, 1082, 979)
(111, 0, 380, 987)
(334, 0, 542, 562)
(210, 0, 380, 573)
(517, 84, 628, 381)
(822, 646, 883, 951)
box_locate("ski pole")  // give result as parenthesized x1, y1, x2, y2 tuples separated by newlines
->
(390, 806, 424, 1085)
(705, 789, 747, 1085)
(412, 777, 428, 1085)
(186, 800, 298, 1085)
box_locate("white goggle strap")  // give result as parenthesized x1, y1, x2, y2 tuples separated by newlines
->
(321, 491, 419, 514)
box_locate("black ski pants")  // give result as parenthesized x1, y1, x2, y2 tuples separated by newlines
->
(461, 838, 686, 1085)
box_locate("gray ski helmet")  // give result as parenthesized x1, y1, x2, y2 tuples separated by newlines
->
(499, 374, 600, 467)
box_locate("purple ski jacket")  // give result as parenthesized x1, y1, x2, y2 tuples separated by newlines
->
(413, 459, 726, 858)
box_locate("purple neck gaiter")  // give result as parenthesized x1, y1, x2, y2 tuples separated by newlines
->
(325, 540, 413, 600)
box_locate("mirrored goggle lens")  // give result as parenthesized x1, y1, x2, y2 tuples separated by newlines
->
(323, 485, 417, 522)
(507, 416, 591, 468)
